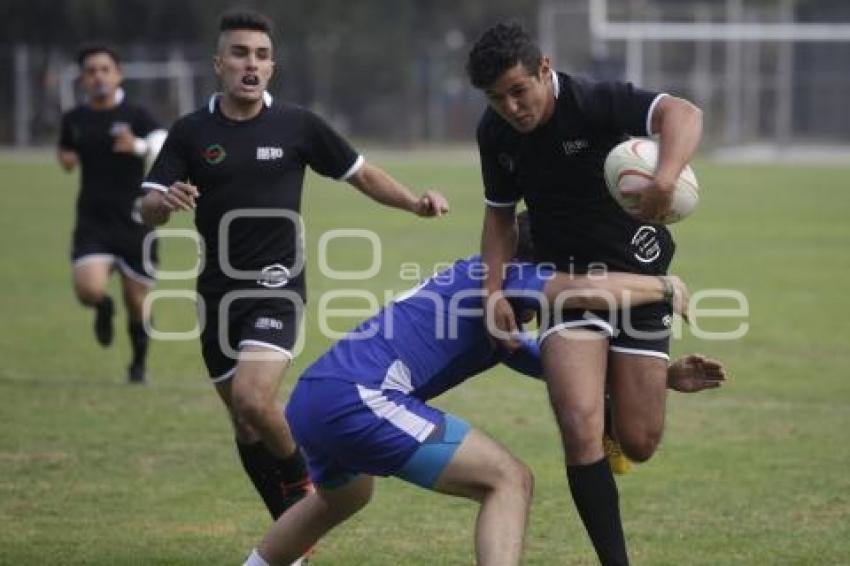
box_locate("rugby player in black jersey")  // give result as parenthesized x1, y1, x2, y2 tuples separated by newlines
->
(58, 44, 167, 384)
(467, 23, 703, 565)
(139, 10, 449, 536)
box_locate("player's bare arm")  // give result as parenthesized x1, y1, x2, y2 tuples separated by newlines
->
(346, 162, 449, 217)
(481, 205, 520, 351)
(545, 273, 689, 317)
(622, 95, 703, 222)
(57, 149, 78, 171)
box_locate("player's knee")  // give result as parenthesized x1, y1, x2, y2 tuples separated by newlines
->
(231, 389, 274, 428)
(556, 408, 603, 458)
(511, 460, 535, 501)
(492, 457, 534, 502)
(619, 428, 663, 463)
(75, 285, 104, 306)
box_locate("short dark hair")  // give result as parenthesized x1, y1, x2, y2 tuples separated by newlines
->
(515, 210, 535, 262)
(466, 22, 542, 89)
(76, 44, 121, 67)
(218, 9, 274, 37)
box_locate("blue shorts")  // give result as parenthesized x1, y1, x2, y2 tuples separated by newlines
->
(286, 377, 471, 489)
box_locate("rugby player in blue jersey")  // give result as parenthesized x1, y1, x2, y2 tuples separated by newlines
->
(242, 218, 724, 566)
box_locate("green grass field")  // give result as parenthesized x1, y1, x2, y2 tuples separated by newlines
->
(1, 150, 849, 565)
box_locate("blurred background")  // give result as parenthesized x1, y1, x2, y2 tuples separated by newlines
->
(2, 0, 850, 157)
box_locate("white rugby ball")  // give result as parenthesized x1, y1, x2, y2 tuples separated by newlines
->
(603, 138, 699, 224)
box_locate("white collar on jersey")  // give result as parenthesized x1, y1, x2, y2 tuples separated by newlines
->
(83, 87, 124, 105)
(207, 91, 273, 113)
(550, 69, 560, 99)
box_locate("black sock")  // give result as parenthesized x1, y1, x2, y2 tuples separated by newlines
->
(236, 440, 309, 519)
(567, 458, 629, 566)
(128, 320, 148, 368)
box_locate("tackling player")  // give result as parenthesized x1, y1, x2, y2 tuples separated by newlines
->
(58, 44, 167, 383)
(241, 242, 723, 566)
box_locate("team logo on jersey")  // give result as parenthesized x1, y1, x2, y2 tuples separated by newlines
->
(562, 139, 590, 156)
(256, 146, 284, 161)
(254, 317, 284, 331)
(630, 226, 661, 264)
(257, 263, 291, 288)
(202, 144, 226, 165)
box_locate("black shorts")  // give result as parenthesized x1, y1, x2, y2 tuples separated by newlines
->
(539, 301, 672, 360)
(71, 221, 158, 286)
(199, 294, 302, 382)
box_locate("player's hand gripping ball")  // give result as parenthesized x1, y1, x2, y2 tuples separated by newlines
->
(603, 138, 699, 224)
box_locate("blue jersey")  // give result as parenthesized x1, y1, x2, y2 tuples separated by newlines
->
(300, 256, 553, 400)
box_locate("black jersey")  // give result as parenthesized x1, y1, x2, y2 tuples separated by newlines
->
(477, 71, 675, 274)
(59, 98, 159, 227)
(143, 93, 362, 298)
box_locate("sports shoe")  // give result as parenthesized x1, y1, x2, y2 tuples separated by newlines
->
(604, 434, 633, 476)
(127, 363, 148, 384)
(94, 296, 115, 347)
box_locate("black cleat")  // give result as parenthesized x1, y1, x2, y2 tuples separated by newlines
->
(94, 297, 115, 347)
(127, 363, 148, 384)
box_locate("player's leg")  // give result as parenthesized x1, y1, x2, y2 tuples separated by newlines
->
(115, 234, 157, 383)
(425, 426, 533, 566)
(72, 256, 115, 346)
(250, 475, 374, 566)
(118, 268, 154, 383)
(201, 299, 310, 520)
(607, 305, 672, 463)
(607, 352, 668, 462)
(215, 351, 309, 519)
(540, 324, 628, 566)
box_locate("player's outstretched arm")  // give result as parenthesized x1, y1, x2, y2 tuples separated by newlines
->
(503, 348, 725, 394)
(543, 273, 689, 318)
(346, 162, 449, 217)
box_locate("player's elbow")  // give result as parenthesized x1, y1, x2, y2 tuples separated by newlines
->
(674, 97, 703, 134)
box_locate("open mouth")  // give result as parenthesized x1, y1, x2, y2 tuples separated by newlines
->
(241, 75, 260, 86)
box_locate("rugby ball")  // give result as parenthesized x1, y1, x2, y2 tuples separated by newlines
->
(603, 138, 699, 224)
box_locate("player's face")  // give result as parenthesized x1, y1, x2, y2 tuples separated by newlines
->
(484, 60, 555, 133)
(215, 30, 274, 104)
(80, 53, 122, 102)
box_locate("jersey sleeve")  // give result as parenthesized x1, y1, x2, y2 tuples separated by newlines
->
(301, 111, 363, 181)
(58, 112, 77, 151)
(501, 262, 555, 311)
(477, 118, 522, 207)
(142, 120, 189, 193)
(132, 107, 160, 138)
(570, 77, 665, 137)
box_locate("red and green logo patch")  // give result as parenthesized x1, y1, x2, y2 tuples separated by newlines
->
(202, 144, 226, 165)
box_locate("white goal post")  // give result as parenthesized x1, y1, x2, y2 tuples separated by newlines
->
(538, 0, 850, 149)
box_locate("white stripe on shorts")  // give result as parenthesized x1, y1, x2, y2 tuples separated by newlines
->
(73, 253, 116, 268)
(356, 385, 435, 442)
(609, 345, 670, 361)
(538, 318, 615, 345)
